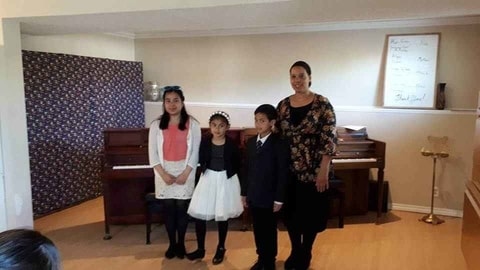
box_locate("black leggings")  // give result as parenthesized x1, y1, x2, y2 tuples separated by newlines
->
(163, 199, 190, 247)
(194, 219, 229, 250)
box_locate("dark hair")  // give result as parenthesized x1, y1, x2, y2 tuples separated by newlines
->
(254, 104, 277, 121)
(159, 86, 189, 130)
(0, 229, 61, 270)
(209, 111, 230, 126)
(290, 60, 312, 87)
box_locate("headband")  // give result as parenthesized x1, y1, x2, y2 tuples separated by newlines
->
(209, 111, 231, 125)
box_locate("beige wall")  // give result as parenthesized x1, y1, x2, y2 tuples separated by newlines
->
(0, 20, 33, 230)
(0, 45, 6, 231)
(139, 24, 480, 214)
(21, 34, 136, 61)
(136, 24, 480, 109)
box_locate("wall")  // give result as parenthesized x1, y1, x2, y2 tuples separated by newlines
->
(21, 34, 135, 61)
(0, 20, 33, 229)
(138, 24, 480, 214)
(136, 24, 480, 110)
(0, 45, 7, 231)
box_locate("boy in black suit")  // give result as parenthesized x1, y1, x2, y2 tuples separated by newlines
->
(241, 104, 289, 270)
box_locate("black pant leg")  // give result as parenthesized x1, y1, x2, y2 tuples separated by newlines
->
(251, 206, 277, 264)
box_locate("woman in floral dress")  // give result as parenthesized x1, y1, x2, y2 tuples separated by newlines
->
(276, 61, 337, 270)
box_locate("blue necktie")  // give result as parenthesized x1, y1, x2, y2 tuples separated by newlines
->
(256, 140, 262, 151)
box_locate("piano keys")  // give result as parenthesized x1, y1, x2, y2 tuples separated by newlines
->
(112, 165, 152, 170)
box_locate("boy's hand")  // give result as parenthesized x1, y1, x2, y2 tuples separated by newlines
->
(241, 196, 248, 208)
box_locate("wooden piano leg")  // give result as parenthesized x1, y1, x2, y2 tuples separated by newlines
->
(376, 168, 385, 222)
(103, 222, 112, 240)
(102, 182, 112, 240)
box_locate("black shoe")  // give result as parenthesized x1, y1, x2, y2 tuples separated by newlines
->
(250, 260, 264, 270)
(297, 251, 312, 270)
(165, 246, 175, 259)
(175, 244, 186, 259)
(284, 251, 298, 270)
(264, 261, 276, 270)
(212, 247, 226, 265)
(186, 249, 205, 261)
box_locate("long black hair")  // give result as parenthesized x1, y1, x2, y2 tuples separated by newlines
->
(0, 229, 61, 270)
(290, 60, 312, 87)
(158, 86, 189, 130)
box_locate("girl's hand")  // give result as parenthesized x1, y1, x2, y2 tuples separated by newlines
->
(161, 172, 176, 185)
(175, 171, 189, 185)
(154, 165, 175, 185)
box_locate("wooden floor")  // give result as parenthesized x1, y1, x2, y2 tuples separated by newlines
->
(34, 197, 467, 270)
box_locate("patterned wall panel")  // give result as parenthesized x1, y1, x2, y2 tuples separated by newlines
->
(22, 50, 144, 217)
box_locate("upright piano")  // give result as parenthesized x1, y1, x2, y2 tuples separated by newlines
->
(332, 138, 386, 219)
(100, 127, 386, 239)
(100, 128, 154, 240)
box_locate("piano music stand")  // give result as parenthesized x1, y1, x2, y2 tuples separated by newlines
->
(420, 136, 449, 225)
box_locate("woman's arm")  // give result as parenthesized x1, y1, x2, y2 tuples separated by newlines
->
(148, 121, 175, 185)
(315, 154, 331, 192)
(316, 97, 337, 192)
(176, 119, 201, 185)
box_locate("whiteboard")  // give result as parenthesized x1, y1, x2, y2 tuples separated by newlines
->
(383, 33, 440, 108)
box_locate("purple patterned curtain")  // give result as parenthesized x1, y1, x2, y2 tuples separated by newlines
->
(22, 51, 144, 217)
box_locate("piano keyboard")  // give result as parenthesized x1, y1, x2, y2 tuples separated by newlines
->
(332, 158, 377, 163)
(112, 165, 152, 170)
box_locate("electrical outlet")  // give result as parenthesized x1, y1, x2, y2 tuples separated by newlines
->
(433, 186, 440, 197)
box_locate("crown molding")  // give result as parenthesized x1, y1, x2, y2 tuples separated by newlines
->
(133, 15, 480, 39)
(104, 32, 136, 39)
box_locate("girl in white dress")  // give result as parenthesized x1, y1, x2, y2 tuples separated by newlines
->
(186, 111, 243, 264)
(148, 86, 201, 260)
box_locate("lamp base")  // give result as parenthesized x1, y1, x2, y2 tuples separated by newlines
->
(419, 213, 445, 225)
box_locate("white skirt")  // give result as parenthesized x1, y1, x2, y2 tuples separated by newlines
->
(155, 160, 196, 200)
(188, 169, 244, 221)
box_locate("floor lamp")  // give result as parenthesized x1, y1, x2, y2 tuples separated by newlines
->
(420, 136, 449, 225)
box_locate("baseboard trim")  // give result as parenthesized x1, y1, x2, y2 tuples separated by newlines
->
(391, 203, 463, 218)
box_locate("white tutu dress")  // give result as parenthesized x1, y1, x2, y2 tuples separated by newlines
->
(188, 169, 244, 221)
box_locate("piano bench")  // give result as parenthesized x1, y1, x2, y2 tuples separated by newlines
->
(329, 178, 345, 228)
(145, 192, 163, 245)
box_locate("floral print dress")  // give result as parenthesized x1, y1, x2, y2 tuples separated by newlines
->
(276, 93, 337, 232)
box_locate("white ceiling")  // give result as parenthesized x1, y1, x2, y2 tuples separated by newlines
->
(16, 0, 480, 38)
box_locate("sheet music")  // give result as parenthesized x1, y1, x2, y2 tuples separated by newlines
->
(341, 125, 367, 131)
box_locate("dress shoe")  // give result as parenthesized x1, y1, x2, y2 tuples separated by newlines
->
(250, 260, 264, 270)
(175, 244, 186, 259)
(212, 247, 226, 265)
(297, 251, 312, 270)
(164, 246, 175, 259)
(263, 260, 276, 270)
(284, 251, 298, 270)
(186, 249, 205, 261)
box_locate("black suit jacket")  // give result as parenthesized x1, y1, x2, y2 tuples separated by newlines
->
(241, 133, 290, 208)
